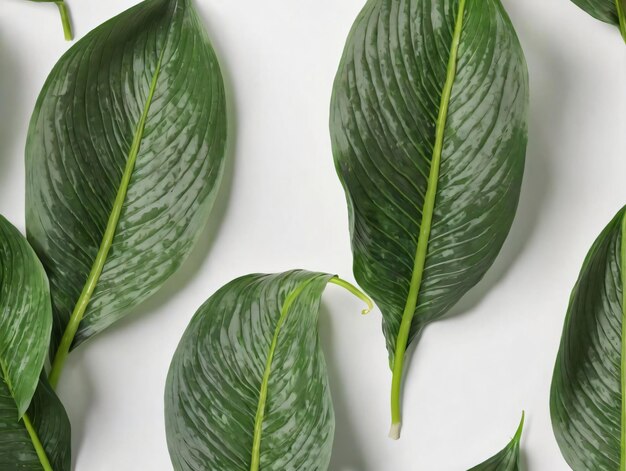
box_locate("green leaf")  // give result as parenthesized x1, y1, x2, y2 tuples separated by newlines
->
(0, 215, 51, 417)
(25, 0, 228, 386)
(0, 215, 71, 470)
(551, 207, 626, 470)
(27, 1, 73, 40)
(0, 376, 71, 471)
(468, 413, 525, 471)
(330, 0, 528, 436)
(568, 0, 620, 26)
(165, 270, 371, 471)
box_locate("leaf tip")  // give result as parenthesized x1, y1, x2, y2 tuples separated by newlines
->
(388, 422, 401, 440)
(513, 411, 525, 443)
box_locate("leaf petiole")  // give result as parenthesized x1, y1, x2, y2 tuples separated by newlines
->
(23, 413, 53, 471)
(389, 0, 466, 440)
(55, 1, 73, 41)
(328, 277, 373, 315)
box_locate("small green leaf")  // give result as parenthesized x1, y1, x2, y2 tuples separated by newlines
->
(551, 207, 626, 470)
(331, 0, 528, 436)
(26, 0, 228, 386)
(468, 413, 525, 471)
(165, 270, 370, 471)
(0, 215, 71, 470)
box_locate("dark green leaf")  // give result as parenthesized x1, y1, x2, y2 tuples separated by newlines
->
(25, 0, 228, 384)
(0, 376, 71, 471)
(568, 0, 620, 26)
(165, 271, 369, 471)
(0, 216, 71, 470)
(330, 0, 528, 435)
(551, 208, 626, 470)
(0, 215, 50, 417)
(468, 413, 524, 471)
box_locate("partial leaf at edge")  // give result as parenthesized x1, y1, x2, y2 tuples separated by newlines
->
(568, 0, 620, 26)
(551, 207, 626, 470)
(0, 215, 70, 469)
(331, 0, 528, 362)
(0, 215, 51, 417)
(468, 414, 524, 471)
(0, 376, 71, 471)
(165, 271, 337, 471)
(26, 0, 228, 352)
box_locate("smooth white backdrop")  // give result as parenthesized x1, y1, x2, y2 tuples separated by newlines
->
(1, 0, 624, 469)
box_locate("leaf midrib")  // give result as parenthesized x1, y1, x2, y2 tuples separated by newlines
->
(48, 32, 169, 388)
(249, 279, 314, 471)
(619, 211, 626, 471)
(389, 0, 467, 433)
(0, 361, 53, 471)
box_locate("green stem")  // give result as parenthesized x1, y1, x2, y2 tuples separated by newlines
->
(619, 213, 626, 471)
(328, 276, 373, 314)
(55, 2, 73, 41)
(23, 413, 54, 471)
(250, 281, 312, 471)
(389, 0, 466, 441)
(48, 46, 166, 389)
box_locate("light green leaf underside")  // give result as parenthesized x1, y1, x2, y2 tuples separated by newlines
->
(468, 414, 524, 471)
(26, 0, 228, 353)
(331, 0, 528, 360)
(568, 0, 620, 26)
(165, 271, 337, 471)
(0, 376, 71, 471)
(551, 207, 626, 470)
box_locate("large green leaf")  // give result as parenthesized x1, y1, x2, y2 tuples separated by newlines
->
(0, 215, 71, 470)
(165, 270, 371, 471)
(330, 0, 528, 436)
(551, 207, 626, 470)
(468, 414, 524, 471)
(27, 1, 73, 40)
(25, 0, 228, 385)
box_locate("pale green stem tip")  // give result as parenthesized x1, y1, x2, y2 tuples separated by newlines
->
(328, 277, 374, 315)
(389, 422, 401, 440)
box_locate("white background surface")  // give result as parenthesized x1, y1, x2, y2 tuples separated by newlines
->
(0, 0, 624, 469)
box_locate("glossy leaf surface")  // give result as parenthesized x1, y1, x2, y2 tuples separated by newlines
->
(551, 208, 626, 470)
(330, 0, 528, 433)
(0, 376, 71, 471)
(0, 216, 70, 470)
(0, 215, 50, 417)
(26, 0, 227, 362)
(468, 414, 524, 471)
(165, 271, 354, 471)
